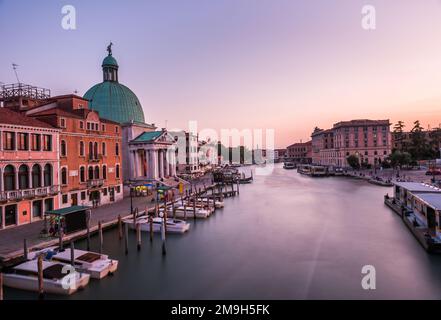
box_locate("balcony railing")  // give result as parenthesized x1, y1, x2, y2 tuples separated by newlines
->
(0, 185, 60, 202)
(87, 179, 104, 188)
(88, 154, 103, 163)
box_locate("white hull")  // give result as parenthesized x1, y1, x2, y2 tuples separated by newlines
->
(125, 217, 190, 233)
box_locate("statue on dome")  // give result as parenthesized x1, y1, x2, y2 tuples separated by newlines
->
(107, 42, 113, 55)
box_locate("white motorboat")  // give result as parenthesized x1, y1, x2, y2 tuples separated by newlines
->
(124, 216, 190, 233)
(181, 201, 215, 214)
(197, 198, 224, 208)
(163, 206, 210, 219)
(46, 248, 118, 279)
(3, 260, 90, 295)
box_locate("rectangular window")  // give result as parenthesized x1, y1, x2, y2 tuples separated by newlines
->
(3, 131, 15, 150)
(87, 122, 91, 130)
(42, 135, 52, 151)
(115, 126, 119, 133)
(81, 191, 86, 200)
(17, 133, 28, 150)
(62, 194, 68, 204)
(60, 118, 66, 128)
(116, 186, 121, 193)
(103, 188, 108, 196)
(102, 124, 105, 131)
(79, 121, 84, 129)
(31, 134, 41, 151)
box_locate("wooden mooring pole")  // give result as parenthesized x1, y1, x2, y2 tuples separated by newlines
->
(193, 193, 196, 220)
(23, 239, 28, 260)
(37, 255, 44, 300)
(86, 211, 91, 251)
(58, 229, 64, 252)
(161, 216, 167, 256)
(136, 223, 141, 251)
(98, 221, 103, 254)
(70, 241, 75, 266)
(149, 215, 153, 243)
(0, 272, 3, 301)
(118, 215, 123, 240)
(124, 223, 129, 255)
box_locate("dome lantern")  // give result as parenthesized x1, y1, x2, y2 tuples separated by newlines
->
(102, 42, 119, 82)
(83, 43, 146, 124)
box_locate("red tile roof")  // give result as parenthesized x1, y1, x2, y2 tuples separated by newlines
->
(0, 107, 55, 129)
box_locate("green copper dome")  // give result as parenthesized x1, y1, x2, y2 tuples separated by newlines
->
(84, 82, 145, 124)
(83, 45, 145, 124)
(102, 55, 118, 67)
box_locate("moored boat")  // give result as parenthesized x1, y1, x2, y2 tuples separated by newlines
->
(283, 162, 296, 170)
(42, 248, 118, 279)
(124, 216, 190, 233)
(3, 259, 90, 295)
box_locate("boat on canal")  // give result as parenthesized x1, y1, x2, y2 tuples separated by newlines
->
(283, 162, 296, 170)
(2, 259, 90, 295)
(297, 164, 327, 177)
(384, 182, 441, 253)
(368, 177, 394, 187)
(124, 216, 190, 233)
(196, 198, 224, 208)
(31, 247, 119, 279)
(163, 206, 210, 219)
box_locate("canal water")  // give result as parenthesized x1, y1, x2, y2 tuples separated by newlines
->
(6, 163, 441, 299)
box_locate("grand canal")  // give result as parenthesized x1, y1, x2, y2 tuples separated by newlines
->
(6, 163, 441, 299)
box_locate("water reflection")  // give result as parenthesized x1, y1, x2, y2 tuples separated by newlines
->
(6, 164, 441, 299)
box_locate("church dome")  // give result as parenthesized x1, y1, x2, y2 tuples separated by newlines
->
(83, 44, 145, 124)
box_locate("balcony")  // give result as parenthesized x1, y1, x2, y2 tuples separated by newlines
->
(88, 154, 103, 163)
(87, 179, 104, 188)
(0, 185, 60, 202)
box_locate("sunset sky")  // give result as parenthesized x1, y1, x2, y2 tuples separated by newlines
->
(1, 0, 441, 148)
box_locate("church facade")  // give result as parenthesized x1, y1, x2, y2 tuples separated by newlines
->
(83, 44, 177, 184)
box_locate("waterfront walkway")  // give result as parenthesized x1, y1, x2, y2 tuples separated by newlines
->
(0, 175, 214, 264)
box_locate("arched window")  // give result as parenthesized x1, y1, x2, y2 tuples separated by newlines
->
(43, 164, 52, 187)
(116, 164, 120, 179)
(32, 164, 42, 188)
(18, 165, 29, 189)
(79, 141, 84, 156)
(88, 167, 94, 180)
(60, 140, 67, 157)
(102, 165, 107, 180)
(89, 142, 93, 159)
(61, 167, 67, 185)
(115, 143, 119, 156)
(94, 142, 98, 159)
(3, 165, 16, 191)
(102, 142, 106, 156)
(80, 167, 85, 182)
(94, 166, 100, 179)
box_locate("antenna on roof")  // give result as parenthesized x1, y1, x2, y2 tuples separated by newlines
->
(12, 63, 20, 83)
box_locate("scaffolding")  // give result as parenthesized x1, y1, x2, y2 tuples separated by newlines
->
(0, 83, 51, 101)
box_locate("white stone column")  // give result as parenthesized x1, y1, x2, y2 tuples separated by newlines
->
(158, 150, 164, 178)
(163, 149, 169, 177)
(133, 150, 139, 179)
(153, 150, 159, 179)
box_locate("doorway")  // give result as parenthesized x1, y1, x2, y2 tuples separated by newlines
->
(71, 193, 78, 206)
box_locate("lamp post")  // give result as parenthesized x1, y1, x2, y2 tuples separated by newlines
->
(129, 183, 134, 214)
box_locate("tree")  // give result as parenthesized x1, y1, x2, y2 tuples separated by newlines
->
(409, 120, 431, 160)
(387, 150, 412, 168)
(346, 154, 360, 169)
(393, 121, 405, 134)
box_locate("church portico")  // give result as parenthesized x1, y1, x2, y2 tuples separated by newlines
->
(127, 130, 177, 182)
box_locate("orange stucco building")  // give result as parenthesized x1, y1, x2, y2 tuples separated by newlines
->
(27, 95, 124, 208)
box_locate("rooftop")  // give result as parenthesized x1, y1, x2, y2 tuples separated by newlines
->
(0, 83, 51, 100)
(414, 193, 441, 210)
(133, 131, 163, 143)
(0, 107, 55, 129)
(394, 182, 441, 193)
